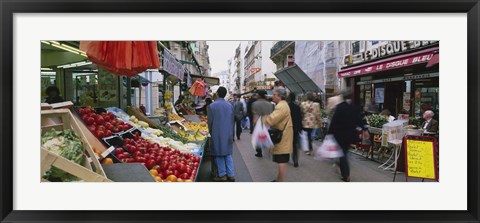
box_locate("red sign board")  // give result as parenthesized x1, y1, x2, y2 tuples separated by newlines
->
(338, 47, 439, 78)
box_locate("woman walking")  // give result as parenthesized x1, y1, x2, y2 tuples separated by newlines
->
(300, 92, 322, 155)
(262, 88, 293, 182)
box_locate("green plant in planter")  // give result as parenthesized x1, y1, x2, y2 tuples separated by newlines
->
(366, 114, 388, 128)
(409, 117, 423, 127)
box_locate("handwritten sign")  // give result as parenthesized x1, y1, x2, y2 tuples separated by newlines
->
(404, 136, 438, 180)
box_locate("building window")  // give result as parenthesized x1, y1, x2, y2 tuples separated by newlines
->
(352, 41, 360, 55)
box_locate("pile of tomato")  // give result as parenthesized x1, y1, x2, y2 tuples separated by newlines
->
(77, 107, 132, 138)
(114, 132, 200, 182)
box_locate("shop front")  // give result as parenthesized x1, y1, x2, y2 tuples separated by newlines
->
(338, 41, 439, 120)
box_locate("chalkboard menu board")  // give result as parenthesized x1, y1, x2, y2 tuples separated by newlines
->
(404, 135, 438, 181)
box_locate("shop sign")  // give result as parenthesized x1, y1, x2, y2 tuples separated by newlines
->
(162, 49, 184, 80)
(362, 41, 437, 61)
(356, 72, 439, 85)
(339, 49, 438, 78)
(250, 68, 261, 74)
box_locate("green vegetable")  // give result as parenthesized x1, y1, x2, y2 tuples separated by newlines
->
(156, 125, 188, 143)
(365, 114, 388, 128)
(41, 129, 86, 182)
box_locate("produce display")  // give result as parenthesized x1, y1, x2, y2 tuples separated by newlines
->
(198, 115, 208, 123)
(71, 106, 207, 182)
(169, 113, 184, 122)
(177, 129, 207, 142)
(181, 121, 208, 133)
(141, 133, 201, 154)
(77, 107, 132, 138)
(110, 108, 190, 143)
(116, 132, 200, 182)
(41, 129, 86, 182)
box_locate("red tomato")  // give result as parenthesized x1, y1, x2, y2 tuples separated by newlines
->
(115, 148, 124, 156)
(186, 167, 193, 175)
(88, 125, 96, 132)
(169, 163, 177, 171)
(134, 151, 143, 158)
(78, 108, 85, 115)
(86, 117, 95, 125)
(165, 169, 173, 176)
(118, 120, 124, 125)
(122, 152, 130, 157)
(96, 130, 105, 138)
(104, 123, 113, 130)
(193, 162, 199, 168)
(123, 124, 130, 131)
(158, 173, 165, 180)
(117, 154, 126, 160)
(155, 156, 163, 165)
(146, 159, 156, 169)
(137, 157, 146, 163)
(105, 130, 112, 137)
(180, 173, 189, 179)
(126, 158, 135, 163)
(173, 170, 180, 177)
(139, 147, 147, 154)
(161, 162, 169, 171)
(96, 116, 105, 125)
(178, 164, 187, 173)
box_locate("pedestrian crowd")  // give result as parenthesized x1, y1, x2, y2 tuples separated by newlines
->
(206, 86, 438, 183)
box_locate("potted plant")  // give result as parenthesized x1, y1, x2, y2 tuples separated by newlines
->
(366, 114, 388, 135)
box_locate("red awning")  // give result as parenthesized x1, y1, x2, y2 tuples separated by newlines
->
(338, 47, 439, 78)
(426, 53, 440, 68)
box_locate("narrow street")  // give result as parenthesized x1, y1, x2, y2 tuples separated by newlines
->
(198, 130, 432, 182)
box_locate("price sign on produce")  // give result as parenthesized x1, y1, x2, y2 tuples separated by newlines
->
(404, 135, 438, 181)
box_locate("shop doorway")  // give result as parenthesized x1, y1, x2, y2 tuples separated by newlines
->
(384, 81, 405, 117)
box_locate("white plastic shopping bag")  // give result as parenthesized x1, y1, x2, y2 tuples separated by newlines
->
(251, 116, 274, 156)
(299, 130, 309, 152)
(314, 134, 344, 160)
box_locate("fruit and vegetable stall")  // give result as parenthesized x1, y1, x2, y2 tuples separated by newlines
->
(41, 104, 209, 183)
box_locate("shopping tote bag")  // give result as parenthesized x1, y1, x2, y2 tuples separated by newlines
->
(251, 117, 274, 155)
(299, 130, 309, 152)
(314, 134, 344, 160)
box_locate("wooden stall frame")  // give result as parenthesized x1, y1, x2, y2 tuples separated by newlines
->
(41, 149, 111, 182)
(41, 109, 107, 179)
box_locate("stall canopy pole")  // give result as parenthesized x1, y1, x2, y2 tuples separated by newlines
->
(126, 77, 132, 106)
(162, 71, 169, 107)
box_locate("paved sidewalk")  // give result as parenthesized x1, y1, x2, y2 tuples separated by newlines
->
(198, 130, 434, 182)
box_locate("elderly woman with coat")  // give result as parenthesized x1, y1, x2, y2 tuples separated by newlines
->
(262, 87, 293, 182)
(207, 87, 236, 182)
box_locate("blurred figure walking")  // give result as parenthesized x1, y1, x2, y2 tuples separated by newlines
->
(300, 92, 322, 155)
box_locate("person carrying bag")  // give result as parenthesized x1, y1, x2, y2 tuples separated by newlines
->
(251, 116, 274, 159)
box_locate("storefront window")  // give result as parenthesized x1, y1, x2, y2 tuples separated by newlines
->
(414, 86, 439, 119)
(41, 71, 56, 102)
(72, 73, 97, 107)
(67, 69, 120, 108)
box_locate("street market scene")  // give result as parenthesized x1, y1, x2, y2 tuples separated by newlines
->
(40, 40, 439, 183)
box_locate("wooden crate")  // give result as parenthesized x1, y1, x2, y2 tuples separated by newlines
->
(71, 112, 108, 153)
(41, 149, 111, 182)
(41, 109, 107, 179)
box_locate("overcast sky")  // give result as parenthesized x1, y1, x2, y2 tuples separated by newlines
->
(207, 41, 240, 74)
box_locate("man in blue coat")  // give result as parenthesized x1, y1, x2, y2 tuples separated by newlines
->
(207, 87, 235, 182)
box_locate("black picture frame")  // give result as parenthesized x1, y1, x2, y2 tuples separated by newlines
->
(1, 0, 479, 222)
